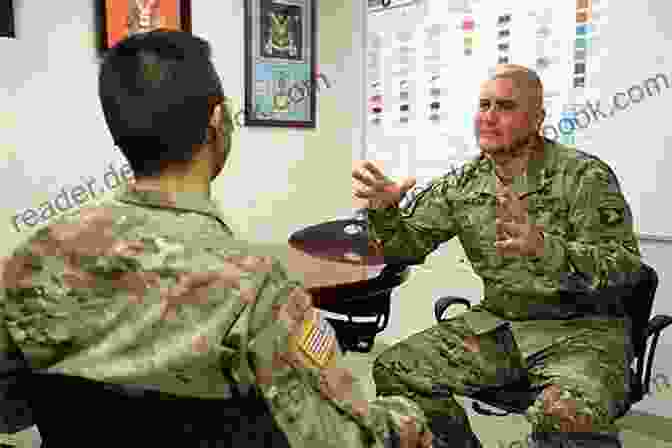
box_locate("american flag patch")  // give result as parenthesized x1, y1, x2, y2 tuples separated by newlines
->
(297, 311, 338, 368)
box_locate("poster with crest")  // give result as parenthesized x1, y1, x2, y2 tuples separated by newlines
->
(244, 0, 317, 128)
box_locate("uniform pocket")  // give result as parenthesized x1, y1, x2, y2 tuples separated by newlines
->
(456, 193, 497, 257)
(272, 377, 305, 424)
(528, 195, 569, 235)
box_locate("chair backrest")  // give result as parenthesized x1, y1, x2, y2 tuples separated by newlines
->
(26, 372, 291, 447)
(573, 147, 652, 356)
(621, 263, 659, 359)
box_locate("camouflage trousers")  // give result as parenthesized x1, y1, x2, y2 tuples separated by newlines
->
(372, 310, 632, 445)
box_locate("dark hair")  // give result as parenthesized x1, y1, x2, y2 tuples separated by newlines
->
(99, 29, 225, 178)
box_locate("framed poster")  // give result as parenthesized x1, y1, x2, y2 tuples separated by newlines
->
(244, 0, 317, 128)
(0, 0, 15, 39)
(98, 0, 192, 51)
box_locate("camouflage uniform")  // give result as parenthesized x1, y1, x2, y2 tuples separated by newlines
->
(368, 139, 641, 446)
(0, 185, 430, 447)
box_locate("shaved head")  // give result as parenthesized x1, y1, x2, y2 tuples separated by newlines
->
(491, 64, 544, 110)
(475, 64, 546, 158)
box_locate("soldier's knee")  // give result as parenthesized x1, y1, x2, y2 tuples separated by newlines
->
(462, 335, 480, 353)
(372, 344, 409, 390)
(374, 341, 407, 367)
(541, 384, 594, 432)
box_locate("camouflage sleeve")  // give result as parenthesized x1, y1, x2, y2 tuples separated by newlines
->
(244, 259, 430, 447)
(540, 158, 642, 293)
(367, 175, 459, 261)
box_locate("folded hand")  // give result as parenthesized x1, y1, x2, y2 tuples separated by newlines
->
(494, 183, 544, 257)
(399, 416, 433, 448)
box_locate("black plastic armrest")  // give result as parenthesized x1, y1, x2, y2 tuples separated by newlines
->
(379, 263, 410, 277)
(379, 258, 425, 279)
(642, 314, 672, 396)
(647, 315, 672, 335)
(434, 296, 472, 323)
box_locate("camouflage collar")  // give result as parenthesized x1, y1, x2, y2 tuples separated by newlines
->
(114, 185, 234, 236)
(471, 137, 554, 196)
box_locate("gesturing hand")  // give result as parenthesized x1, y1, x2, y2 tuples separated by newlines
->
(494, 183, 544, 257)
(352, 161, 416, 210)
(398, 416, 433, 448)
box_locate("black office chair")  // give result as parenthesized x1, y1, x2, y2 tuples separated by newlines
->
(24, 371, 294, 448)
(433, 263, 672, 418)
(290, 216, 423, 354)
(310, 262, 413, 353)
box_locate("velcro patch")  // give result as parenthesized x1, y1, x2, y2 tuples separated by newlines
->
(599, 207, 624, 225)
(296, 310, 338, 368)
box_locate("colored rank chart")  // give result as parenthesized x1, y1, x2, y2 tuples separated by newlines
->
(367, 32, 384, 126)
(496, 12, 512, 64)
(531, 5, 561, 134)
(574, 0, 591, 89)
(571, 0, 607, 151)
(463, 15, 475, 57)
(390, 28, 418, 132)
(422, 21, 451, 126)
(396, 37, 416, 126)
(413, 4, 479, 184)
(564, 0, 583, 150)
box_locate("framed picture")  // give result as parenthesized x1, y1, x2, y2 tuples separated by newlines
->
(244, 0, 317, 128)
(0, 0, 15, 39)
(98, 0, 192, 51)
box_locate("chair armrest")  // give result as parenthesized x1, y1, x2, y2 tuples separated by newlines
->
(642, 314, 672, 396)
(434, 296, 472, 323)
(379, 263, 412, 278)
(647, 315, 672, 335)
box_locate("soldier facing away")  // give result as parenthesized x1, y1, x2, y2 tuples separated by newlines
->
(0, 30, 432, 448)
(353, 64, 641, 448)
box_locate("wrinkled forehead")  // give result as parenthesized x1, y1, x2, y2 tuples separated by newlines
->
(479, 78, 518, 99)
(479, 73, 543, 107)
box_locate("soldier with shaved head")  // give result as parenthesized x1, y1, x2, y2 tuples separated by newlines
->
(353, 64, 640, 447)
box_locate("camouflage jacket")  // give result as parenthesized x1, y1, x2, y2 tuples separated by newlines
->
(0, 185, 428, 446)
(368, 138, 642, 328)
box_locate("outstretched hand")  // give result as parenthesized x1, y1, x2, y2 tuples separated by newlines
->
(352, 160, 416, 210)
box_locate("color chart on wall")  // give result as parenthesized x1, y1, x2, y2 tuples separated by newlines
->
(367, 32, 384, 125)
(574, 0, 590, 89)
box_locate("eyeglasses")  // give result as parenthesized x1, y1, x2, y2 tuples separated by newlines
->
(478, 98, 518, 113)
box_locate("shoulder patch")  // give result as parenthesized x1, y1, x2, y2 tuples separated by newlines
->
(296, 310, 339, 369)
(599, 207, 625, 226)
